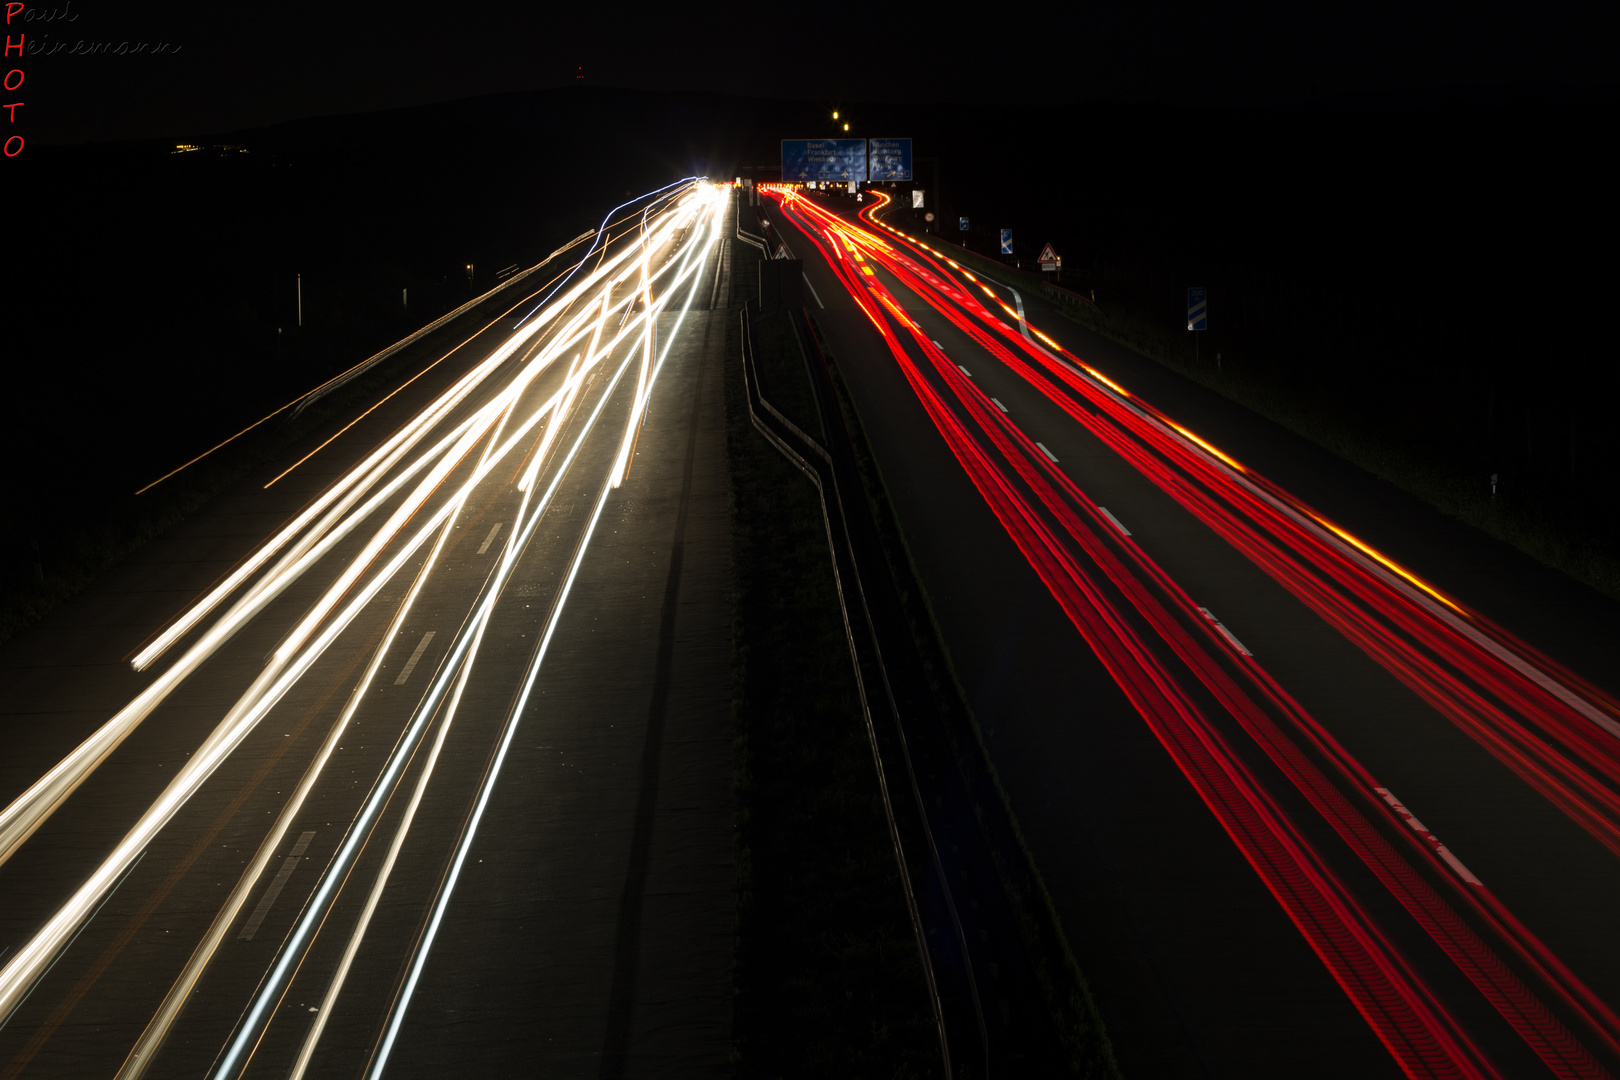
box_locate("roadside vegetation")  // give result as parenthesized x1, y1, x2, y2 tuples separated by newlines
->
(725, 248, 944, 1077)
(0, 314, 481, 651)
(910, 229, 1620, 606)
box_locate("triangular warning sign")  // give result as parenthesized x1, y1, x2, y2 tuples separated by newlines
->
(774, 245, 791, 259)
(1038, 242, 1059, 263)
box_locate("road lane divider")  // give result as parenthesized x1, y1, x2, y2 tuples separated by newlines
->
(236, 831, 315, 941)
(1097, 507, 1131, 536)
(392, 631, 437, 685)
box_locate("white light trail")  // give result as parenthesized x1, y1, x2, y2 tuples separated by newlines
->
(218, 204, 719, 1080)
(0, 181, 726, 1040)
(365, 190, 720, 1080)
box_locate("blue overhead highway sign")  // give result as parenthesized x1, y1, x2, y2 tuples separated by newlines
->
(868, 138, 914, 181)
(781, 139, 867, 183)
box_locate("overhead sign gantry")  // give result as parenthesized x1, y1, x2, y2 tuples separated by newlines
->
(781, 139, 868, 183)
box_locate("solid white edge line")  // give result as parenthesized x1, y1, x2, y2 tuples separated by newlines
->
(803, 273, 824, 309)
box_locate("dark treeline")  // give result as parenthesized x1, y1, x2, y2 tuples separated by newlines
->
(1, 88, 767, 594)
(6, 86, 1616, 601)
(895, 98, 1619, 545)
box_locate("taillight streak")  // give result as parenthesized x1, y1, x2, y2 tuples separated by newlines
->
(773, 188, 1512, 1079)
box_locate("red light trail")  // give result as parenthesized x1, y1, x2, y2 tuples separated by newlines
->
(765, 184, 1620, 1079)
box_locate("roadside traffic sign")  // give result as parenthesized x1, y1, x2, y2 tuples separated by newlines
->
(959, 216, 969, 231)
(1187, 287, 1208, 330)
(1000, 229, 1013, 254)
(1038, 242, 1060, 271)
(912, 189, 925, 209)
(925, 212, 935, 222)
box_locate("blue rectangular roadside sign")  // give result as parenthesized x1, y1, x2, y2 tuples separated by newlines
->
(959, 216, 969, 231)
(867, 137, 914, 181)
(1187, 287, 1208, 330)
(1000, 229, 1014, 254)
(781, 139, 867, 183)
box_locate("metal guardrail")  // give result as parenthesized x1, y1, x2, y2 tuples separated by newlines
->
(740, 302, 999, 1079)
(884, 224, 1104, 316)
(735, 193, 768, 254)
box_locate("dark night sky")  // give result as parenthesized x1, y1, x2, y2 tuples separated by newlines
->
(10, 0, 1618, 146)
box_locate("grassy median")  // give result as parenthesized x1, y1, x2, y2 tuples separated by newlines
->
(725, 272, 943, 1073)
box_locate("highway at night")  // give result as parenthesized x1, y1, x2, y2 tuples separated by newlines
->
(0, 181, 736, 1078)
(757, 183, 1620, 1079)
(2, 157, 1613, 1079)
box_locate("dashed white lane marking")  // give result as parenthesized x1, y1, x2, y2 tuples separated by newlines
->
(1374, 788, 1483, 885)
(958, 365, 972, 377)
(477, 522, 503, 555)
(932, 340, 944, 350)
(1036, 442, 1058, 463)
(990, 397, 1008, 413)
(238, 830, 316, 940)
(1197, 607, 1251, 656)
(1098, 507, 1132, 536)
(803, 273, 825, 309)
(394, 630, 437, 685)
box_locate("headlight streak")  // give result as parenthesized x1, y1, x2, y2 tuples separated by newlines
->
(771, 186, 1620, 1078)
(250, 239, 710, 1079)
(514, 177, 698, 328)
(203, 185, 724, 1080)
(0, 184, 723, 1039)
(0, 186, 712, 879)
(214, 287, 661, 1080)
(116, 492, 467, 1080)
(126, 222, 612, 500)
(363, 192, 721, 1080)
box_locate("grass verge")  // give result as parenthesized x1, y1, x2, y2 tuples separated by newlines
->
(726, 296, 943, 1076)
